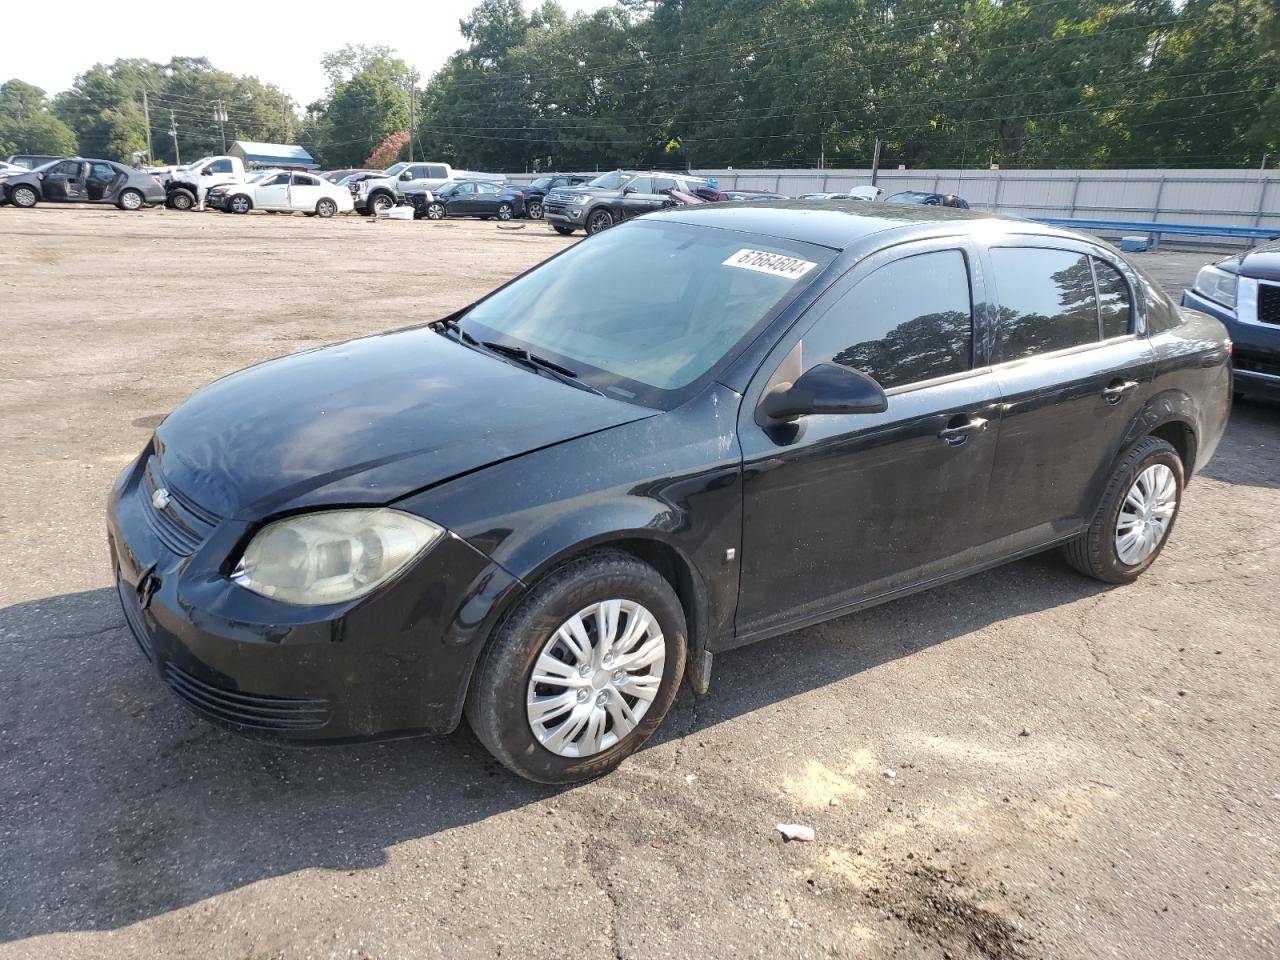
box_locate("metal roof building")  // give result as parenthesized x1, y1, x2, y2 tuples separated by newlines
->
(227, 141, 319, 170)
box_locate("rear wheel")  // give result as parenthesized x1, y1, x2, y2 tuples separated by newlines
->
(496, 202, 514, 221)
(315, 197, 338, 218)
(10, 185, 38, 208)
(117, 189, 144, 211)
(585, 208, 613, 235)
(1062, 436, 1184, 584)
(526, 200, 544, 219)
(466, 551, 687, 784)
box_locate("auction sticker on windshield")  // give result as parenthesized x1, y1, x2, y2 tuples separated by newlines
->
(722, 248, 818, 280)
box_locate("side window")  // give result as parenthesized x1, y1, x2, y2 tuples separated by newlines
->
(806, 249, 974, 389)
(478, 181, 499, 194)
(90, 162, 115, 179)
(457, 182, 476, 194)
(292, 174, 318, 186)
(628, 176, 653, 194)
(654, 177, 678, 194)
(427, 164, 449, 179)
(1093, 259, 1132, 339)
(990, 248, 1099, 362)
(55, 160, 80, 177)
(208, 158, 233, 174)
(265, 173, 290, 186)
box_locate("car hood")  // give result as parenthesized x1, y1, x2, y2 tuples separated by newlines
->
(153, 327, 654, 520)
(1232, 241, 1280, 282)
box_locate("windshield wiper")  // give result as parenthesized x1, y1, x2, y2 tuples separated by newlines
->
(434, 316, 480, 347)
(480, 341, 606, 397)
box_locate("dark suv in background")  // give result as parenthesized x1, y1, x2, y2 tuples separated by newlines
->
(1182, 241, 1280, 401)
(520, 174, 590, 220)
(544, 169, 708, 235)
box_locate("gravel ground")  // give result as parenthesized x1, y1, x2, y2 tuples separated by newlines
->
(0, 207, 1276, 960)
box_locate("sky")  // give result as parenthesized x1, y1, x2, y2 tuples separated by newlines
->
(4, 0, 613, 107)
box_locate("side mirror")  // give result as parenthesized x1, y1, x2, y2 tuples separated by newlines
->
(756, 362, 888, 426)
(400, 171, 414, 181)
(622, 185, 636, 194)
(201, 167, 213, 176)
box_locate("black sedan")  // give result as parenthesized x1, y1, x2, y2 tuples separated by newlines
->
(108, 201, 1230, 783)
(885, 189, 970, 209)
(411, 180, 526, 221)
(1, 157, 166, 210)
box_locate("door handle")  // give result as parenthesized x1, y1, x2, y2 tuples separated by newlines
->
(937, 416, 988, 445)
(1101, 380, 1138, 403)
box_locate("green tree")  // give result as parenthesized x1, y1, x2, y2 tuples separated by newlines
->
(304, 45, 413, 167)
(0, 80, 77, 157)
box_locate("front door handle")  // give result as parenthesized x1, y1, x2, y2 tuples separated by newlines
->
(938, 416, 989, 446)
(1102, 380, 1139, 403)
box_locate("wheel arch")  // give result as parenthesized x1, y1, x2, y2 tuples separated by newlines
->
(1120, 388, 1199, 482)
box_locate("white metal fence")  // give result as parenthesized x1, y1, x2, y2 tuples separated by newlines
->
(508, 167, 1279, 245)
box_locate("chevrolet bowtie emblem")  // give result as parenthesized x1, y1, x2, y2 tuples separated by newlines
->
(151, 487, 172, 510)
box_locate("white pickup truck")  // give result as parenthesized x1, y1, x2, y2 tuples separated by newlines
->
(165, 156, 250, 210)
(350, 161, 504, 215)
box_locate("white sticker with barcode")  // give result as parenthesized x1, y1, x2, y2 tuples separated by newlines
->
(722, 248, 817, 280)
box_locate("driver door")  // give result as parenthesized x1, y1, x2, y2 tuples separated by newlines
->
(618, 176, 658, 220)
(44, 160, 87, 202)
(255, 173, 291, 210)
(735, 239, 1004, 640)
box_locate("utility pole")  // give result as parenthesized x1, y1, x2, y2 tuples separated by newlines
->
(141, 90, 153, 163)
(282, 94, 290, 137)
(168, 110, 180, 166)
(214, 101, 228, 153)
(408, 76, 416, 162)
(870, 137, 882, 186)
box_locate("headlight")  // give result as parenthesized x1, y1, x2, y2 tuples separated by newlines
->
(1194, 263, 1239, 309)
(232, 508, 444, 605)
(570, 193, 592, 204)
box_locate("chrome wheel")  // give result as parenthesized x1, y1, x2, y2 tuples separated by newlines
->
(426, 202, 445, 220)
(496, 203, 513, 220)
(119, 190, 143, 210)
(11, 185, 37, 208)
(316, 198, 337, 218)
(371, 194, 393, 214)
(526, 599, 666, 758)
(1115, 463, 1177, 565)
(587, 209, 612, 234)
(527, 200, 543, 219)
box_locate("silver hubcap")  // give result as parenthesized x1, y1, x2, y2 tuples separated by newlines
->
(15, 187, 35, 206)
(529, 203, 542, 219)
(526, 599, 666, 758)
(498, 205, 511, 219)
(428, 205, 443, 219)
(122, 192, 141, 209)
(232, 197, 248, 213)
(319, 201, 334, 216)
(1115, 463, 1177, 565)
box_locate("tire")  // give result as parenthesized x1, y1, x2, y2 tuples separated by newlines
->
(368, 192, 394, 215)
(553, 225, 576, 236)
(585, 208, 613, 235)
(526, 200, 543, 220)
(11, 185, 39, 208)
(465, 551, 687, 784)
(1062, 436, 1184, 584)
(167, 188, 195, 211)
(117, 189, 144, 211)
(229, 194, 252, 214)
(496, 202, 514, 221)
(425, 202, 445, 220)
(315, 198, 337, 218)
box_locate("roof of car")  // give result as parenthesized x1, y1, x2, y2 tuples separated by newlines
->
(651, 199, 1061, 251)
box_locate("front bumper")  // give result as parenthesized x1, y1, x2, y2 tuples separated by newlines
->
(1183, 288, 1280, 400)
(107, 448, 524, 742)
(544, 200, 585, 227)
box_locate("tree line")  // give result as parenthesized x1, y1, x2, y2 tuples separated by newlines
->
(3, 0, 1276, 172)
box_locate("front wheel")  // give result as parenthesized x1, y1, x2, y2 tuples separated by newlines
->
(229, 194, 252, 214)
(553, 224, 576, 236)
(9, 185, 38, 208)
(585, 208, 613, 235)
(167, 188, 195, 211)
(425, 201, 446, 220)
(315, 198, 338, 218)
(1062, 436, 1184, 584)
(465, 551, 687, 784)
(368, 193, 394, 215)
(526, 200, 543, 220)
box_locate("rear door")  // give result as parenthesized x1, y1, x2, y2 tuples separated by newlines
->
(736, 239, 1003, 639)
(472, 180, 502, 215)
(288, 173, 323, 211)
(979, 239, 1154, 549)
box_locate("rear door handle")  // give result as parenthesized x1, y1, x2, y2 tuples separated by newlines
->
(1102, 380, 1139, 403)
(938, 416, 989, 445)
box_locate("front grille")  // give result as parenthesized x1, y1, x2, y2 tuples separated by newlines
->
(1258, 284, 1280, 326)
(546, 190, 577, 204)
(117, 577, 153, 662)
(1234, 348, 1280, 377)
(136, 456, 220, 556)
(163, 663, 332, 731)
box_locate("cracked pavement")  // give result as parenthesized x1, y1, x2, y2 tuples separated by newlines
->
(0, 211, 1276, 959)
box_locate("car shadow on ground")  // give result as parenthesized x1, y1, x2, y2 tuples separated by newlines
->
(0, 548, 1107, 943)
(1197, 398, 1280, 490)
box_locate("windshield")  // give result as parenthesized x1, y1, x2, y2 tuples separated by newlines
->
(587, 171, 634, 190)
(530, 177, 553, 189)
(459, 219, 833, 408)
(382, 163, 409, 177)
